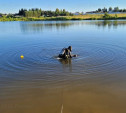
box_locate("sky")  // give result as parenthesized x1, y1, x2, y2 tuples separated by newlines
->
(0, 0, 126, 14)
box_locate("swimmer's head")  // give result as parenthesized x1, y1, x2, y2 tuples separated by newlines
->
(68, 46, 72, 51)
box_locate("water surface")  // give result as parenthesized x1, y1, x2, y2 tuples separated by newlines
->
(0, 20, 126, 113)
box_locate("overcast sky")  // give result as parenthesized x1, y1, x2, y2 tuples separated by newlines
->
(0, 0, 126, 13)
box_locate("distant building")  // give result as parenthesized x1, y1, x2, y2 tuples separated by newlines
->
(86, 10, 124, 15)
(2, 14, 7, 17)
(108, 11, 121, 14)
(86, 11, 97, 14)
(14, 15, 23, 18)
(73, 12, 80, 15)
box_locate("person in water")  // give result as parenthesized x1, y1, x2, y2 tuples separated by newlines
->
(59, 46, 77, 59)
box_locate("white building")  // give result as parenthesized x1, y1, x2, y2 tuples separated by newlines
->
(73, 12, 80, 15)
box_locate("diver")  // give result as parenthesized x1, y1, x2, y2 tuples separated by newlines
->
(58, 46, 77, 59)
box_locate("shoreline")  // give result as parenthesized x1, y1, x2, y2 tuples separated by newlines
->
(0, 13, 126, 21)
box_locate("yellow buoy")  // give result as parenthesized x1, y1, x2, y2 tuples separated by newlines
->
(20, 55, 24, 59)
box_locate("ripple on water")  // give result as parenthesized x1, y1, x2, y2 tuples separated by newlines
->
(71, 44, 126, 78)
(0, 43, 126, 85)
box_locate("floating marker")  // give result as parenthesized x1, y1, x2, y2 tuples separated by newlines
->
(20, 55, 24, 59)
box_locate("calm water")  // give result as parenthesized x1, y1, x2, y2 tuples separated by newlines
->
(0, 20, 126, 113)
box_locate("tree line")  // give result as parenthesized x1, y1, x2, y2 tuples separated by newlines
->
(18, 8, 73, 17)
(96, 7, 126, 13)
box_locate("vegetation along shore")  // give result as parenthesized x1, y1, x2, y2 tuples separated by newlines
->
(1, 7, 126, 21)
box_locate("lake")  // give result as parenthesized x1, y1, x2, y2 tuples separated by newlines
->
(0, 20, 126, 113)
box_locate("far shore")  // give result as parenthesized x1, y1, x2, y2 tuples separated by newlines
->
(1, 13, 126, 21)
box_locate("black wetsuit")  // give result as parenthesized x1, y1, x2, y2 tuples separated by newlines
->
(59, 48, 72, 59)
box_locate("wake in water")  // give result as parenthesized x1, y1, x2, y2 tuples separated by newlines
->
(61, 104, 63, 113)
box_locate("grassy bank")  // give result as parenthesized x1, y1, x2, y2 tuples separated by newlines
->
(1, 13, 126, 21)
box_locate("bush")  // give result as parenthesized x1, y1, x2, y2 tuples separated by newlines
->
(103, 12, 111, 19)
(115, 14, 118, 19)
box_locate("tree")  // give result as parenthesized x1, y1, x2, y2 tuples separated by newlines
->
(18, 8, 72, 17)
(18, 9, 27, 16)
(102, 7, 107, 13)
(66, 12, 69, 16)
(24, 11, 28, 17)
(123, 9, 126, 12)
(63, 9, 66, 13)
(55, 8, 60, 16)
(114, 7, 119, 12)
(62, 9, 66, 16)
(41, 10, 44, 16)
(119, 9, 123, 12)
(109, 7, 112, 12)
(59, 9, 63, 16)
(98, 8, 102, 12)
(7, 14, 14, 18)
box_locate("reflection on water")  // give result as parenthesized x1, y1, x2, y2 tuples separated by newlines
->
(58, 58, 72, 72)
(20, 20, 126, 33)
(20, 22, 74, 33)
(0, 20, 126, 113)
(91, 20, 124, 29)
(59, 58, 72, 65)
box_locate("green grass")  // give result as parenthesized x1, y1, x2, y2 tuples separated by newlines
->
(1, 13, 126, 21)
